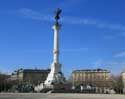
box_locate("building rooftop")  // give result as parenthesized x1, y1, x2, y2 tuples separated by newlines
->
(72, 68, 110, 73)
(11, 68, 50, 74)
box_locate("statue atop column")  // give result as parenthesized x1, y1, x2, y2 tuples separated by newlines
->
(55, 8, 62, 25)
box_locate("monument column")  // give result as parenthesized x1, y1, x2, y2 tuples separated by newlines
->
(35, 8, 65, 91)
(44, 8, 65, 87)
(53, 24, 61, 63)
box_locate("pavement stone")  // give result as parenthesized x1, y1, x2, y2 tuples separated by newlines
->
(0, 93, 125, 99)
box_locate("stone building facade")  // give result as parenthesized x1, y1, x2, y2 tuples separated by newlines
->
(0, 73, 10, 91)
(122, 72, 125, 94)
(10, 69, 50, 85)
(72, 69, 111, 93)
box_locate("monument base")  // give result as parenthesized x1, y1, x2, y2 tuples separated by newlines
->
(35, 82, 72, 93)
(34, 62, 66, 92)
(44, 62, 65, 87)
(34, 81, 68, 92)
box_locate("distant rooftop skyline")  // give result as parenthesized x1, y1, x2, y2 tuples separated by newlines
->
(0, 0, 125, 77)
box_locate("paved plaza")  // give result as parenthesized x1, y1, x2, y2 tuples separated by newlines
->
(0, 93, 125, 99)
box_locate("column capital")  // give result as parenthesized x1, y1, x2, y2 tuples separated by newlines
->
(52, 24, 61, 30)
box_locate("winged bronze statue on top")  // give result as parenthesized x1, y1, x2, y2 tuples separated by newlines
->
(55, 8, 62, 25)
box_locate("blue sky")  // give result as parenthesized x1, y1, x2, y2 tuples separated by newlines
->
(0, 0, 125, 77)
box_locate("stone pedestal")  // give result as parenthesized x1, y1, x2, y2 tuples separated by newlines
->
(44, 62, 65, 87)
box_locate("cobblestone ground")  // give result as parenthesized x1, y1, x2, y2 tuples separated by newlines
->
(0, 93, 125, 99)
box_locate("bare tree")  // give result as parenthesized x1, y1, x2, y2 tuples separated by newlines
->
(110, 74, 123, 94)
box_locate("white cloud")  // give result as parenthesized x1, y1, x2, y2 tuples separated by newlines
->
(62, 16, 125, 31)
(92, 58, 125, 67)
(91, 59, 125, 74)
(16, 8, 125, 32)
(17, 8, 53, 22)
(104, 31, 125, 40)
(18, 49, 51, 54)
(60, 0, 87, 8)
(15, 48, 88, 54)
(61, 48, 88, 52)
(114, 52, 125, 58)
(103, 35, 116, 39)
(92, 59, 103, 66)
(119, 32, 125, 37)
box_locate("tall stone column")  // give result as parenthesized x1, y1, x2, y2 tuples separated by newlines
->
(44, 8, 65, 88)
(44, 23, 65, 87)
(34, 8, 65, 91)
(53, 24, 61, 64)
